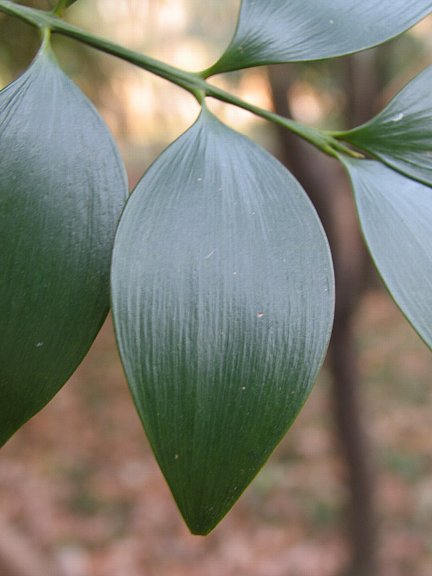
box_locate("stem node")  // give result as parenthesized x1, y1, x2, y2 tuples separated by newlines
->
(0, 0, 363, 161)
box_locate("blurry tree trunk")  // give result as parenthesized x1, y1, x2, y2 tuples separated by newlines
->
(268, 53, 379, 576)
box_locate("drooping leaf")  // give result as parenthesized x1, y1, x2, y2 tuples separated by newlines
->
(343, 158, 432, 348)
(342, 66, 432, 188)
(111, 108, 334, 535)
(0, 44, 127, 446)
(207, 0, 432, 75)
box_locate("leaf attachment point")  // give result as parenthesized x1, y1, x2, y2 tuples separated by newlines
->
(341, 65, 432, 188)
(206, 0, 432, 75)
(53, 0, 78, 16)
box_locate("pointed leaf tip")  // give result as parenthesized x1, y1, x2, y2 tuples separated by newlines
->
(111, 109, 334, 533)
(0, 50, 127, 445)
(208, 0, 432, 74)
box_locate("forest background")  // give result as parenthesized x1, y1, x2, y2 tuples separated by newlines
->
(0, 2, 432, 575)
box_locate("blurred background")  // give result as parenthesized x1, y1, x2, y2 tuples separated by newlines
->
(0, 2, 432, 575)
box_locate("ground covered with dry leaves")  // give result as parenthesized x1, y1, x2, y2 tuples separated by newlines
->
(1, 290, 431, 576)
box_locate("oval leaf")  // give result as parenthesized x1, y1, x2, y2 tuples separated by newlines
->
(342, 66, 432, 188)
(111, 108, 334, 534)
(344, 158, 432, 348)
(208, 0, 432, 74)
(0, 46, 127, 446)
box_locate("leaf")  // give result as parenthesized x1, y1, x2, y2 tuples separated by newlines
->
(0, 45, 127, 446)
(52, 0, 78, 11)
(343, 158, 432, 348)
(111, 108, 334, 535)
(208, 0, 432, 74)
(342, 66, 432, 188)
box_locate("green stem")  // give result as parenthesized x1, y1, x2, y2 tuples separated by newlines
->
(41, 24, 51, 46)
(203, 84, 363, 158)
(0, 0, 361, 159)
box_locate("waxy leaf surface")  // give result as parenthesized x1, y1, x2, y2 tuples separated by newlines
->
(111, 109, 334, 535)
(209, 0, 432, 74)
(344, 158, 432, 348)
(0, 46, 127, 446)
(343, 66, 432, 188)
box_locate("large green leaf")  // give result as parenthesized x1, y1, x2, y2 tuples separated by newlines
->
(111, 108, 334, 535)
(0, 45, 127, 446)
(342, 66, 432, 188)
(208, 0, 432, 75)
(344, 158, 432, 348)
